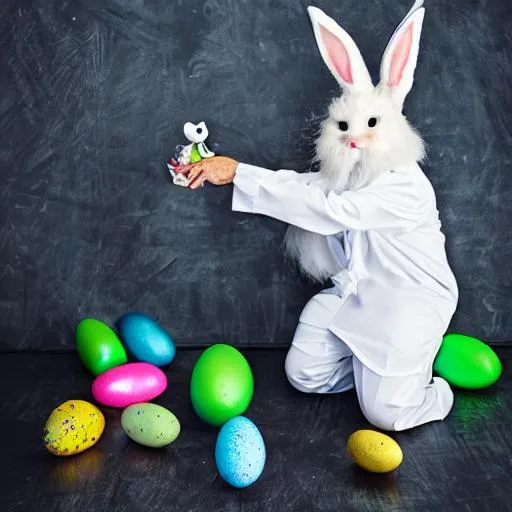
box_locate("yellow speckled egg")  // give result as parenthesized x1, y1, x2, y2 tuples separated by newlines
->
(347, 430, 403, 473)
(43, 400, 105, 456)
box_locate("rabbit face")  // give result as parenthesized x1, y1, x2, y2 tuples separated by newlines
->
(324, 90, 394, 151)
(309, 2, 426, 188)
(316, 88, 424, 188)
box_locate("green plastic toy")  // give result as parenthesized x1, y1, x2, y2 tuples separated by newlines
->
(190, 344, 254, 426)
(434, 333, 502, 389)
(167, 121, 215, 186)
(76, 319, 127, 376)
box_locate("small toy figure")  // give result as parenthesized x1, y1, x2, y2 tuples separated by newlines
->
(167, 122, 215, 187)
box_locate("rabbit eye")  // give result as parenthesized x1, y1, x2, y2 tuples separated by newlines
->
(368, 117, 378, 128)
(338, 121, 349, 132)
(196, 127, 203, 134)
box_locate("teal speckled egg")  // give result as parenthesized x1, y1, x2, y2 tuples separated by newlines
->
(215, 416, 266, 488)
(121, 403, 180, 448)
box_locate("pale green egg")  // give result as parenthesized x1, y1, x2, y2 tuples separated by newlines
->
(121, 403, 180, 448)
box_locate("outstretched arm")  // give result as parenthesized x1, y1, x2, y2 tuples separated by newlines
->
(178, 157, 429, 235)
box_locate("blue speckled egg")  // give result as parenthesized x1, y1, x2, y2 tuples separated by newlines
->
(117, 313, 176, 367)
(215, 416, 266, 488)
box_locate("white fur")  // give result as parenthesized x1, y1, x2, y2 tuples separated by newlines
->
(284, 2, 426, 283)
(380, 0, 425, 107)
(307, 6, 373, 92)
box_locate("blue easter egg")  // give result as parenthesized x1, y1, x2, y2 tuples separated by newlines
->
(117, 313, 176, 367)
(215, 416, 266, 488)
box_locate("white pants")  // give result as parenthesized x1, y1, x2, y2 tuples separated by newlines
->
(285, 288, 454, 431)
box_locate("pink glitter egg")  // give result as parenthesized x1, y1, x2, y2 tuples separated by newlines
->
(92, 362, 167, 408)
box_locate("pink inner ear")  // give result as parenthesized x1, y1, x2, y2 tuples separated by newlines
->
(388, 22, 414, 87)
(320, 25, 353, 84)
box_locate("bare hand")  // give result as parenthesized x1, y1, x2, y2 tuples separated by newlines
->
(175, 156, 238, 190)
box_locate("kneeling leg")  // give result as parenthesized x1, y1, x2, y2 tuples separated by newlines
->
(353, 358, 454, 431)
(285, 320, 354, 394)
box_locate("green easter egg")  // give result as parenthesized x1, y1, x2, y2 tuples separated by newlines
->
(434, 333, 502, 389)
(76, 319, 127, 376)
(190, 344, 254, 427)
(121, 403, 180, 448)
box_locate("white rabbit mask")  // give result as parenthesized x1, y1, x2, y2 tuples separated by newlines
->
(308, 0, 426, 191)
(284, 1, 428, 282)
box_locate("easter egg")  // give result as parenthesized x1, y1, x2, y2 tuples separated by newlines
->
(92, 362, 167, 408)
(347, 430, 403, 473)
(215, 416, 266, 488)
(190, 344, 254, 426)
(121, 403, 180, 448)
(434, 333, 502, 389)
(75, 319, 127, 376)
(117, 313, 176, 367)
(43, 400, 105, 456)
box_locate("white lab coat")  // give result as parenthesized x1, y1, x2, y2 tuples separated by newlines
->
(231, 162, 458, 379)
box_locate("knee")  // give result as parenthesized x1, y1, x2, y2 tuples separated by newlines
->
(358, 377, 454, 432)
(358, 397, 400, 432)
(284, 349, 314, 393)
(285, 348, 324, 393)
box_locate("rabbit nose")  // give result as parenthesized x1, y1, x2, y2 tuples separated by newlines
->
(348, 140, 359, 149)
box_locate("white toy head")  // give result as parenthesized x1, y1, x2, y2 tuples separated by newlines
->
(308, 0, 426, 190)
(184, 121, 209, 143)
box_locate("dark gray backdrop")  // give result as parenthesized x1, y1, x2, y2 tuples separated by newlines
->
(1, 0, 511, 350)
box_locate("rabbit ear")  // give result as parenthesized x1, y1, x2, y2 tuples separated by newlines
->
(308, 6, 373, 92)
(379, 0, 425, 106)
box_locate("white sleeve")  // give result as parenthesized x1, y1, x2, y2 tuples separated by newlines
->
(232, 162, 430, 235)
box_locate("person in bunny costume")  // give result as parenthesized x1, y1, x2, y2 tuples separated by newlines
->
(177, 0, 458, 431)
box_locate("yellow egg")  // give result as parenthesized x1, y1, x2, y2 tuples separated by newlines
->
(347, 430, 403, 473)
(43, 400, 105, 456)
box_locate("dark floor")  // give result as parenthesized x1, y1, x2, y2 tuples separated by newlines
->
(1, 348, 511, 512)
